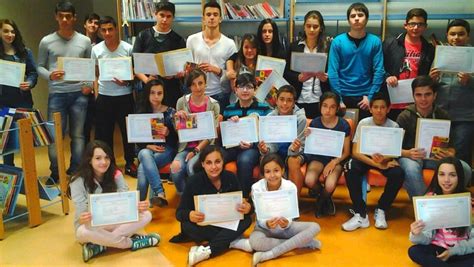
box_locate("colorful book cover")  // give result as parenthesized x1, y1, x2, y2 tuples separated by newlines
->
(0, 165, 23, 216)
(255, 69, 278, 107)
(150, 117, 165, 140)
(430, 136, 449, 158)
(175, 114, 197, 130)
(184, 61, 199, 75)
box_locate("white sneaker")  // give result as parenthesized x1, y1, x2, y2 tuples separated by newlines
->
(341, 210, 369, 231)
(374, 208, 388, 229)
(188, 245, 211, 266)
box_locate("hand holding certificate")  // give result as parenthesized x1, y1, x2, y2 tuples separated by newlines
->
(415, 119, 451, 158)
(57, 57, 95, 81)
(89, 191, 139, 227)
(194, 191, 243, 225)
(220, 117, 258, 147)
(359, 126, 404, 157)
(290, 52, 327, 73)
(433, 45, 474, 73)
(98, 57, 133, 81)
(155, 48, 193, 77)
(256, 55, 286, 76)
(0, 59, 25, 87)
(304, 128, 345, 158)
(387, 78, 415, 104)
(253, 189, 299, 221)
(413, 192, 471, 231)
(126, 113, 165, 143)
(177, 111, 216, 143)
(259, 115, 297, 143)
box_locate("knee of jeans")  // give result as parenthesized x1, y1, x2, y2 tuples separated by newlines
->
(138, 149, 153, 161)
(170, 160, 182, 174)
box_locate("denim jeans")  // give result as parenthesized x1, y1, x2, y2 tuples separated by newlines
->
(224, 147, 259, 198)
(210, 92, 230, 115)
(399, 157, 472, 198)
(451, 121, 474, 167)
(136, 145, 176, 201)
(170, 149, 199, 194)
(47, 91, 88, 177)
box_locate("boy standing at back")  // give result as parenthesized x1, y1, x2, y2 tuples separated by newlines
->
(342, 92, 405, 231)
(383, 8, 434, 121)
(328, 2, 385, 120)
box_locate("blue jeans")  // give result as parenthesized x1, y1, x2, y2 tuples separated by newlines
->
(47, 92, 88, 177)
(170, 149, 199, 194)
(452, 121, 474, 167)
(210, 92, 230, 114)
(399, 157, 472, 198)
(137, 145, 176, 201)
(224, 147, 259, 198)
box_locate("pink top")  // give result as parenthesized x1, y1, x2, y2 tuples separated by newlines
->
(187, 97, 208, 148)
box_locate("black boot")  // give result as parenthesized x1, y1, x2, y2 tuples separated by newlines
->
(315, 189, 329, 218)
(326, 193, 336, 216)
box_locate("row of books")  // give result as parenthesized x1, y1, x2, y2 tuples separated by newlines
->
(0, 165, 23, 217)
(15, 108, 53, 147)
(222, 1, 281, 20)
(0, 108, 16, 154)
(122, 0, 157, 21)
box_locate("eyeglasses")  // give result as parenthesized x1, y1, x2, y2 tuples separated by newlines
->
(237, 85, 255, 91)
(406, 22, 427, 28)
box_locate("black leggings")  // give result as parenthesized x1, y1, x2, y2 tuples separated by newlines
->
(408, 244, 474, 267)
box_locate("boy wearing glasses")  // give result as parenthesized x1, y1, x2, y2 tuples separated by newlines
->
(383, 8, 435, 121)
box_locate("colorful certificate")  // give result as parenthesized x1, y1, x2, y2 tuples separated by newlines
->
(413, 192, 471, 231)
(290, 52, 327, 73)
(259, 115, 297, 143)
(177, 111, 216, 143)
(255, 70, 289, 102)
(194, 191, 243, 225)
(304, 127, 345, 158)
(256, 55, 286, 76)
(0, 59, 25, 87)
(359, 126, 404, 157)
(126, 113, 165, 143)
(220, 117, 258, 147)
(415, 118, 451, 158)
(387, 78, 415, 104)
(57, 57, 95, 81)
(98, 57, 133, 81)
(133, 53, 159, 75)
(89, 191, 139, 227)
(433, 45, 474, 73)
(253, 189, 299, 221)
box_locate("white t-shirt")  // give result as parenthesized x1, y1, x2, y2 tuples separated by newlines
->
(91, 40, 133, 96)
(186, 32, 237, 96)
(353, 116, 399, 143)
(297, 40, 322, 104)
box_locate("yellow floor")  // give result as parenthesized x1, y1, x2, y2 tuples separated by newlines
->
(0, 135, 437, 266)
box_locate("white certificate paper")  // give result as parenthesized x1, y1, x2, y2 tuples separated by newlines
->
(359, 126, 404, 157)
(413, 192, 471, 231)
(253, 189, 299, 221)
(220, 117, 258, 147)
(0, 59, 25, 87)
(98, 57, 133, 81)
(290, 52, 327, 73)
(177, 111, 216, 143)
(415, 119, 451, 158)
(387, 78, 415, 104)
(259, 115, 297, 143)
(304, 128, 345, 158)
(133, 53, 159, 75)
(126, 113, 165, 143)
(433, 45, 474, 73)
(89, 191, 139, 227)
(256, 55, 286, 76)
(194, 191, 243, 225)
(156, 48, 193, 76)
(255, 71, 289, 102)
(57, 57, 95, 81)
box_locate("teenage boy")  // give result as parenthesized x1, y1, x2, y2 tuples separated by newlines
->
(83, 13, 102, 46)
(186, 0, 237, 112)
(342, 92, 405, 231)
(328, 2, 385, 120)
(431, 19, 474, 170)
(383, 8, 435, 121)
(223, 73, 271, 198)
(133, 1, 186, 108)
(37, 1, 92, 181)
(91, 16, 136, 176)
(397, 75, 472, 198)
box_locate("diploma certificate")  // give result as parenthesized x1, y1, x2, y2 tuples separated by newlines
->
(255, 71, 289, 102)
(220, 117, 258, 147)
(433, 45, 474, 73)
(259, 115, 298, 143)
(413, 192, 471, 231)
(253, 189, 299, 221)
(133, 53, 159, 75)
(98, 57, 133, 81)
(290, 52, 327, 73)
(256, 55, 286, 76)
(387, 78, 415, 104)
(57, 57, 95, 81)
(304, 128, 345, 158)
(89, 191, 139, 227)
(359, 126, 404, 157)
(415, 119, 451, 158)
(0, 59, 25, 87)
(194, 191, 243, 225)
(155, 48, 193, 76)
(126, 113, 165, 143)
(177, 111, 216, 143)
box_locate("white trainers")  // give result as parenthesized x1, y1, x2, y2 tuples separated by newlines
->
(374, 208, 388, 229)
(341, 210, 370, 231)
(188, 245, 211, 266)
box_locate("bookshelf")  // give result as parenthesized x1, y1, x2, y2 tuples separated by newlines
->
(0, 112, 68, 240)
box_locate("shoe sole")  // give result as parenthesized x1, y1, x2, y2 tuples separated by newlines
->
(341, 222, 370, 232)
(375, 224, 388, 230)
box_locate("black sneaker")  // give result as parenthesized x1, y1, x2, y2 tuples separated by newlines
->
(131, 233, 160, 251)
(150, 195, 168, 208)
(125, 163, 137, 178)
(326, 196, 336, 216)
(82, 243, 107, 262)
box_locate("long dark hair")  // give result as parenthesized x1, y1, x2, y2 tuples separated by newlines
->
(427, 157, 468, 236)
(235, 33, 259, 74)
(0, 19, 27, 59)
(68, 140, 118, 197)
(193, 145, 225, 174)
(302, 10, 330, 53)
(257, 19, 282, 57)
(139, 78, 166, 113)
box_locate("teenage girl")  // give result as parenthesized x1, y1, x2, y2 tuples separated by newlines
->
(257, 18, 286, 59)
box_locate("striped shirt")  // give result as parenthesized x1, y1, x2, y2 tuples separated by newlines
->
(223, 99, 271, 120)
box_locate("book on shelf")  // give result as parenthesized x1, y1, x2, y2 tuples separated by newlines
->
(0, 107, 16, 154)
(224, 1, 280, 20)
(0, 165, 24, 217)
(20, 176, 60, 201)
(14, 108, 53, 147)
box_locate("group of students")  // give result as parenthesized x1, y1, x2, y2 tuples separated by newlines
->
(1, 0, 474, 266)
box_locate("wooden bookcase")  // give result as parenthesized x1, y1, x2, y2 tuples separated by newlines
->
(0, 112, 68, 240)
